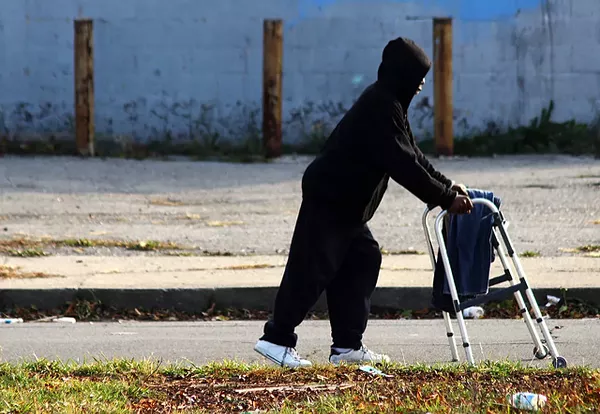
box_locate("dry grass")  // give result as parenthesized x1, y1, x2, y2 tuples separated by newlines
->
(560, 245, 600, 257)
(176, 213, 202, 220)
(217, 263, 276, 270)
(380, 248, 425, 255)
(575, 245, 600, 258)
(205, 220, 245, 227)
(148, 198, 188, 206)
(0, 265, 60, 279)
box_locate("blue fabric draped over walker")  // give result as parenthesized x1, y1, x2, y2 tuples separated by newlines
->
(431, 189, 502, 313)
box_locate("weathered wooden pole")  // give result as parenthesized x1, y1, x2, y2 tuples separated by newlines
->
(263, 19, 283, 159)
(74, 18, 95, 157)
(433, 17, 453, 156)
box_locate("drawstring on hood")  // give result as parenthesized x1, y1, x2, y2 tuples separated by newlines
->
(377, 37, 431, 110)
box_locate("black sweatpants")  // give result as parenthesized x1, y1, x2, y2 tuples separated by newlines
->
(261, 200, 382, 349)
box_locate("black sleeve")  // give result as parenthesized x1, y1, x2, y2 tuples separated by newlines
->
(368, 102, 457, 210)
(413, 144, 453, 188)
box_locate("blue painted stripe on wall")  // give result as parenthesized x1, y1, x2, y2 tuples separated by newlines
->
(297, 0, 542, 21)
(457, 0, 542, 20)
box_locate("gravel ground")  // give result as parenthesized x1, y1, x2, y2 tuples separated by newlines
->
(0, 155, 598, 257)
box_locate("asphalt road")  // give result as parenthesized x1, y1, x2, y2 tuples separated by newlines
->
(1, 155, 599, 257)
(1, 319, 598, 368)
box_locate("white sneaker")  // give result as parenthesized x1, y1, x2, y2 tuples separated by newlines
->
(254, 340, 312, 368)
(329, 346, 391, 365)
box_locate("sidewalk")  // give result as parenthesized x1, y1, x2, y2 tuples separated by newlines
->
(2, 255, 599, 312)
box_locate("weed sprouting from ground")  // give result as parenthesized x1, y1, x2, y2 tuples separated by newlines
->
(418, 101, 599, 157)
(576, 245, 600, 253)
(520, 250, 541, 258)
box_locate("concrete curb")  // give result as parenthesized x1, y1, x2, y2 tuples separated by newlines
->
(2, 286, 599, 313)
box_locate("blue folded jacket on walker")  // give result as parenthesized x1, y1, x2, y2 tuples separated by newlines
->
(431, 189, 502, 313)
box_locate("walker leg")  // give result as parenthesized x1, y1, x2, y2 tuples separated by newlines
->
(443, 311, 459, 362)
(423, 207, 460, 363)
(454, 305, 475, 364)
(496, 221, 567, 368)
(492, 230, 547, 359)
(434, 213, 475, 365)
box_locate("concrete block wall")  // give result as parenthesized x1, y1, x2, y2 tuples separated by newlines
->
(0, 0, 598, 142)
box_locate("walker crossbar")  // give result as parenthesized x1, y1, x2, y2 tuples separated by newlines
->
(422, 198, 568, 368)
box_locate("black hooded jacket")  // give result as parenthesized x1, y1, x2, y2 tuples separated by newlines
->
(301, 37, 457, 224)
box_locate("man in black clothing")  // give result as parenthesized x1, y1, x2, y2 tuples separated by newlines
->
(255, 37, 473, 368)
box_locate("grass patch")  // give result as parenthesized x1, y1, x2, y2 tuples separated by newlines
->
(0, 265, 60, 279)
(0, 128, 269, 163)
(418, 101, 600, 157)
(200, 250, 235, 256)
(6, 248, 50, 257)
(1, 359, 598, 413)
(560, 245, 600, 257)
(166, 250, 245, 257)
(0, 237, 185, 254)
(0, 359, 155, 414)
(576, 245, 600, 253)
(0, 238, 49, 254)
(127, 240, 180, 251)
(520, 250, 541, 258)
(380, 247, 425, 255)
(60, 238, 181, 251)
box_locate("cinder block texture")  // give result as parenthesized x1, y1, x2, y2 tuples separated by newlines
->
(0, 0, 597, 139)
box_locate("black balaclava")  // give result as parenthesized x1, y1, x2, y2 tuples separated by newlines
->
(376, 37, 431, 110)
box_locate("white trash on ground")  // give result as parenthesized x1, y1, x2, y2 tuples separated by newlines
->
(359, 365, 394, 378)
(508, 392, 547, 411)
(545, 295, 561, 307)
(462, 306, 484, 319)
(1, 318, 24, 324)
(53, 317, 76, 324)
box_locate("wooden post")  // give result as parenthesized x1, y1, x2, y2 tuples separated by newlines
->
(433, 17, 453, 156)
(74, 19, 95, 156)
(263, 19, 283, 159)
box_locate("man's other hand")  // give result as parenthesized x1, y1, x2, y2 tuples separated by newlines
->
(448, 195, 473, 214)
(451, 183, 468, 196)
